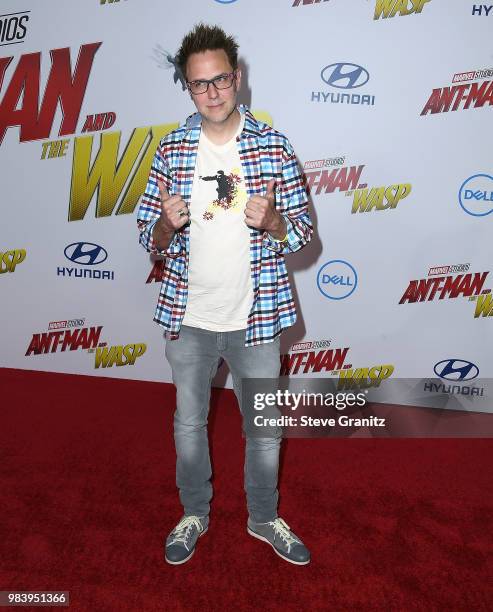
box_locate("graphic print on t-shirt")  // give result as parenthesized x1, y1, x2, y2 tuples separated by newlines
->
(199, 167, 246, 221)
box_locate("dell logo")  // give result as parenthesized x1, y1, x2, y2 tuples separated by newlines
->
(317, 260, 358, 300)
(459, 174, 493, 216)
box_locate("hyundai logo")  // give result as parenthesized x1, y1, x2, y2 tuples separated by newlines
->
(64, 242, 108, 266)
(433, 359, 479, 381)
(458, 174, 493, 216)
(317, 260, 358, 300)
(321, 63, 370, 89)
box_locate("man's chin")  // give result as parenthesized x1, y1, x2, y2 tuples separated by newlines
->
(203, 104, 237, 124)
(204, 108, 226, 121)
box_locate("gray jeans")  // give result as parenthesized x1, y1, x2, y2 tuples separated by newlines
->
(165, 325, 282, 523)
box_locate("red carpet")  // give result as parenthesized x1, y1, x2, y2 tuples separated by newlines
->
(1, 368, 492, 611)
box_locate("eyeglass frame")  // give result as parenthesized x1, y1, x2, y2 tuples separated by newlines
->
(186, 70, 239, 95)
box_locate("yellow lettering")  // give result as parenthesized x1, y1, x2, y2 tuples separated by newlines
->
(374, 0, 396, 18)
(69, 123, 178, 221)
(474, 294, 493, 318)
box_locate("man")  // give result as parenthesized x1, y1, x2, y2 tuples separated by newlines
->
(137, 24, 313, 566)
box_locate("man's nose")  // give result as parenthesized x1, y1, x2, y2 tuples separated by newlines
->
(207, 82, 219, 99)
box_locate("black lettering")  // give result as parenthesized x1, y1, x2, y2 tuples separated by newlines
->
(16, 15, 29, 40)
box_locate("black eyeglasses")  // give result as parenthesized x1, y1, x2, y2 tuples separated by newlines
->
(187, 71, 237, 95)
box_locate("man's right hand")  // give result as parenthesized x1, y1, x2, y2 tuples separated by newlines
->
(152, 180, 189, 251)
(157, 180, 189, 231)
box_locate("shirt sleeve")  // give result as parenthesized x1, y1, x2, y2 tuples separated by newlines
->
(263, 143, 313, 255)
(136, 145, 183, 257)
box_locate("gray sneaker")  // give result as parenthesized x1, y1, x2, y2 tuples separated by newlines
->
(247, 517, 310, 565)
(165, 515, 209, 565)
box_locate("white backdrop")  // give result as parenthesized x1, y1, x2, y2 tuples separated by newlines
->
(1, 0, 491, 408)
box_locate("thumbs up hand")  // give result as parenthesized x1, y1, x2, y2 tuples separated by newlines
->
(245, 179, 287, 239)
(157, 180, 189, 232)
(151, 180, 189, 251)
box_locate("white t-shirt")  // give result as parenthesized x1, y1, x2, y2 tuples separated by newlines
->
(182, 115, 254, 331)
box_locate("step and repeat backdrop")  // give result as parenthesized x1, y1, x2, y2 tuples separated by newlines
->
(1, 0, 491, 411)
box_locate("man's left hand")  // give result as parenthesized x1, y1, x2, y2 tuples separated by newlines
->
(244, 179, 287, 240)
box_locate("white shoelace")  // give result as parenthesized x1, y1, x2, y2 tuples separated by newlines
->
(267, 518, 300, 553)
(167, 516, 204, 551)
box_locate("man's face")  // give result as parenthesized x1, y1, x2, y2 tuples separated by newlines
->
(186, 49, 241, 127)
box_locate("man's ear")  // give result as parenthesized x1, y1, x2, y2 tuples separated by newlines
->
(235, 68, 242, 91)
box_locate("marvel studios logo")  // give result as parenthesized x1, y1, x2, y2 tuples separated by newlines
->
(291, 339, 332, 352)
(48, 318, 86, 330)
(428, 263, 470, 276)
(303, 156, 346, 170)
(452, 68, 493, 83)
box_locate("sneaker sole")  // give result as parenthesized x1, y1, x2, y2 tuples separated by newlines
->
(247, 526, 310, 566)
(165, 526, 208, 565)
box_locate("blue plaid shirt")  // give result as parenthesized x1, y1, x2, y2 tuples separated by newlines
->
(137, 105, 312, 346)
